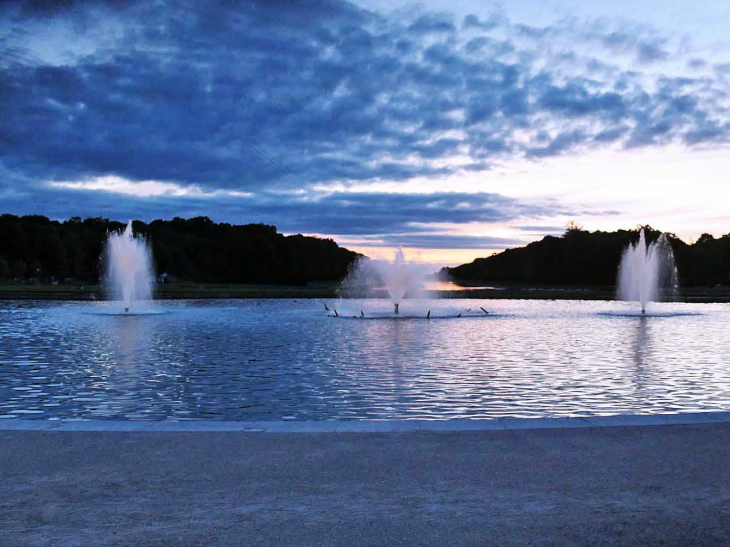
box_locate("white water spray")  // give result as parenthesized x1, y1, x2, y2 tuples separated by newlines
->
(375, 249, 424, 311)
(617, 229, 678, 314)
(341, 249, 429, 314)
(104, 221, 154, 312)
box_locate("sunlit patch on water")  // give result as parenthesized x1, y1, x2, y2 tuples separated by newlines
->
(1, 299, 730, 421)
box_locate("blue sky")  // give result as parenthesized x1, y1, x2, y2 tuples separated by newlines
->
(1, 0, 729, 265)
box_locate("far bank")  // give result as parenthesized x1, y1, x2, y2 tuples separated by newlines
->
(3, 283, 730, 302)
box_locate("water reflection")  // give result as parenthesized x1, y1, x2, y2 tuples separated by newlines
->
(631, 316, 650, 367)
(115, 316, 149, 366)
(0, 299, 728, 420)
(630, 316, 652, 396)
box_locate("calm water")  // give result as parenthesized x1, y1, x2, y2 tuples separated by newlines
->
(1, 299, 730, 421)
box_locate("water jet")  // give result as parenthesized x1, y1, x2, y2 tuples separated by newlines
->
(104, 220, 154, 312)
(617, 228, 677, 314)
(341, 249, 429, 315)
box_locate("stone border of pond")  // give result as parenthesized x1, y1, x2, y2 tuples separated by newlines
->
(2, 411, 730, 433)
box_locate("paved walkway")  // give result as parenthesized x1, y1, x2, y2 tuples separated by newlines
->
(2, 421, 730, 546)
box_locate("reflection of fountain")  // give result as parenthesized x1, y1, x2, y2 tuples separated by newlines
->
(115, 314, 148, 366)
(617, 229, 678, 314)
(104, 221, 154, 312)
(632, 316, 650, 369)
(629, 315, 652, 397)
(342, 249, 429, 314)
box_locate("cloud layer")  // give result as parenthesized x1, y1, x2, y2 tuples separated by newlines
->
(1, 0, 729, 249)
(0, 179, 578, 250)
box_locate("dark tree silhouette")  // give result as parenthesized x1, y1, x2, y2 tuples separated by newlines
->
(0, 215, 359, 284)
(444, 226, 730, 288)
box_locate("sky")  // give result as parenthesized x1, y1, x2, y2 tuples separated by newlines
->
(1, 0, 729, 267)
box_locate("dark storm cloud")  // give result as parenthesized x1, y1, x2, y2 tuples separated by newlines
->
(2, 0, 728, 191)
(526, 130, 587, 158)
(514, 19, 672, 65)
(538, 83, 625, 118)
(407, 14, 456, 35)
(0, 181, 579, 247)
(463, 14, 502, 32)
(261, 191, 565, 235)
(0, 0, 728, 247)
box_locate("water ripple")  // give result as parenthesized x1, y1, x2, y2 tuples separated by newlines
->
(1, 299, 730, 420)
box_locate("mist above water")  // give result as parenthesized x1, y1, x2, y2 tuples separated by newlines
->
(617, 229, 678, 314)
(341, 249, 430, 310)
(104, 220, 154, 311)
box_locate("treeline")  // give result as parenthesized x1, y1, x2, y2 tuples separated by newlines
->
(444, 226, 730, 288)
(0, 215, 359, 284)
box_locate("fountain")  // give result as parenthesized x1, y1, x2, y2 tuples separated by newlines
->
(617, 228, 678, 314)
(104, 220, 154, 312)
(374, 249, 427, 314)
(341, 249, 429, 314)
(334, 249, 488, 319)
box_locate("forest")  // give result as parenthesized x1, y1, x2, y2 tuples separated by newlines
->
(444, 226, 730, 288)
(4, 216, 730, 288)
(0, 215, 359, 285)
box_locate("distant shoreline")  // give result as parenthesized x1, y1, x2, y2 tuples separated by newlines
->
(2, 284, 730, 302)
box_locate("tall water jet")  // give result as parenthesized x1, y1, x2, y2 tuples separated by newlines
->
(617, 228, 678, 314)
(341, 249, 429, 314)
(104, 221, 154, 312)
(375, 249, 424, 313)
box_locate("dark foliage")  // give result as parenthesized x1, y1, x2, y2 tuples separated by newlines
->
(0, 215, 359, 284)
(444, 226, 730, 288)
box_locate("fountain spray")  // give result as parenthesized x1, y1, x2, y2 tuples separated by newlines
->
(341, 249, 429, 314)
(104, 221, 154, 312)
(617, 228, 678, 314)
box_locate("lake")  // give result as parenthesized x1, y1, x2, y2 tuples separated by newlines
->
(1, 299, 729, 421)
